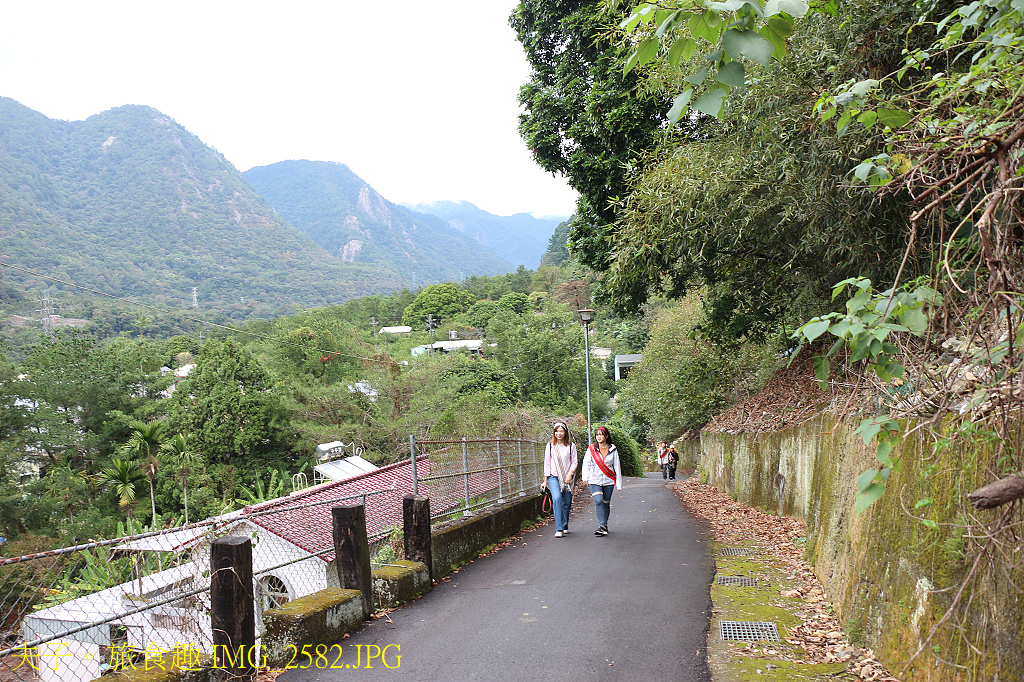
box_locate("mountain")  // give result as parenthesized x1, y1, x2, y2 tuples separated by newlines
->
(0, 98, 403, 316)
(243, 161, 513, 282)
(404, 200, 567, 269)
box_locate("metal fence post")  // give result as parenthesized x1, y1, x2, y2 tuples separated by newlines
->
(211, 536, 255, 681)
(410, 434, 418, 496)
(518, 440, 525, 497)
(332, 504, 373, 619)
(462, 437, 470, 515)
(403, 494, 432, 582)
(496, 439, 504, 502)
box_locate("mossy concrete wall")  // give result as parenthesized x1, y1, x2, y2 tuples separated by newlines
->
(698, 414, 1023, 681)
(372, 560, 430, 609)
(262, 588, 364, 667)
(431, 493, 543, 579)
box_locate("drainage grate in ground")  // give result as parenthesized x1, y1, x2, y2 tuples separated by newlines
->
(716, 575, 758, 587)
(720, 621, 781, 642)
(720, 547, 753, 556)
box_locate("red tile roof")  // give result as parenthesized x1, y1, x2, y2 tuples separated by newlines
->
(244, 450, 510, 563)
(244, 456, 429, 562)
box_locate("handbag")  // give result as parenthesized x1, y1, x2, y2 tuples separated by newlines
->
(541, 486, 553, 513)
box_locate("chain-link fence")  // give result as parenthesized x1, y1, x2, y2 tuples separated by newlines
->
(409, 438, 545, 524)
(1, 440, 543, 682)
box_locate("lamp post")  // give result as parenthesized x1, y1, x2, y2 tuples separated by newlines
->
(577, 308, 594, 445)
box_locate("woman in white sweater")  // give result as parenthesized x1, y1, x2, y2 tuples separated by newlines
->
(580, 426, 622, 536)
(544, 422, 578, 538)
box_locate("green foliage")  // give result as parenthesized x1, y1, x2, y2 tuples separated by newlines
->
(402, 283, 474, 327)
(497, 292, 530, 315)
(511, 0, 670, 271)
(486, 306, 606, 415)
(618, 299, 778, 438)
(592, 422, 644, 477)
(619, 0, 811, 122)
(792, 278, 940, 512)
(598, 1, 922, 341)
(0, 100, 400, 316)
(236, 468, 289, 507)
(539, 219, 573, 267)
(463, 301, 503, 329)
(97, 458, 146, 531)
(168, 339, 291, 468)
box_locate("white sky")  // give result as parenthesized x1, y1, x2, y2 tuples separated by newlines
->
(0, 0, 578, 218)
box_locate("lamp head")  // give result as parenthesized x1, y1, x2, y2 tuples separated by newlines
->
(577, 308, 594, 324)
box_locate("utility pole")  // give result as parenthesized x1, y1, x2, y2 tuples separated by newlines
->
(426, 314, 436, 355)
(371, 316, 379, 342)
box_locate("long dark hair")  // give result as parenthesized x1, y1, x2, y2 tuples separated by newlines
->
(593, 426, 613, 447)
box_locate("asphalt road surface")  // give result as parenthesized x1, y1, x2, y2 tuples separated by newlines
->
(278, 473, 713, 681)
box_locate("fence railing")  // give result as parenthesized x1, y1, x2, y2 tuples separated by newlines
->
(0, 437, 545, 682)
(409, 437, 545, 524)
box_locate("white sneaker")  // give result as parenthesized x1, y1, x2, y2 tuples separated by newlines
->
(563, 528, 570, 535)
(554, 530, 563, 538)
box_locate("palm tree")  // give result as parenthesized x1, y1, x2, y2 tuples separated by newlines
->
(159, 433, 201, 524)
(119, 419, 166, 524)
(98, 458, 145, 534)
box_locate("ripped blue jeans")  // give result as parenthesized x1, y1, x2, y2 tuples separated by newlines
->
(589, 484, 614, 527)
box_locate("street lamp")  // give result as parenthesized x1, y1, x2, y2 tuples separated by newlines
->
(577, 308, 594, 445)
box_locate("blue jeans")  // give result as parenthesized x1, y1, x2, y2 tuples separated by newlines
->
(547, 476, 573, 531)
(589, 484, 614, 527)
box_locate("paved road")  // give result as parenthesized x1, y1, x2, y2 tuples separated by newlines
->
(279, 474, 713, 681)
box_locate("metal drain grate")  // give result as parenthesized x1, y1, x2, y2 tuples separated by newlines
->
(716, 575, 758, 587)
(720, 547, 753, 556)
(720, 621, 781, 642)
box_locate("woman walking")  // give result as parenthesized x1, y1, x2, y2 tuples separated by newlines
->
(544, 421, 578, 538)
(581, 426, 622, 536)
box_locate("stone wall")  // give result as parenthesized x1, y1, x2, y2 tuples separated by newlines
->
(697, 414, 1023, 680)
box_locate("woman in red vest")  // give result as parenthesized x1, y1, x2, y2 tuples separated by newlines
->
(580, 426, 622, 536)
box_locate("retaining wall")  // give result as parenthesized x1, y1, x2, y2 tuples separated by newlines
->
(697, 414, 1024, 680)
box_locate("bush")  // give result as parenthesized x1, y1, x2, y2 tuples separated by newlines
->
(587, 422, 644, 477)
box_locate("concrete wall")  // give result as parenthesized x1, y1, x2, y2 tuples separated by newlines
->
(697, 414, 1024, 680)
(431, 493, 543, 579)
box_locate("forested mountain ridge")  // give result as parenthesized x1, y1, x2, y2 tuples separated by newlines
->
(243, 161, 515, 283)
(0, 98, 402, 315)
(405, 200, 565, 269)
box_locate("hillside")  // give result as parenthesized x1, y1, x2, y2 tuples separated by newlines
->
(0, 98, 403, 316)
(405, 200, 565, 269)
(244, 161, 514, 283)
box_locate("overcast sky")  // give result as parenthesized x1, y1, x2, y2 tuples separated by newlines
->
(0, 0, 578, 219)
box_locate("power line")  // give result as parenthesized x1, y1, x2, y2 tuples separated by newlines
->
(0, 261, 382, 364)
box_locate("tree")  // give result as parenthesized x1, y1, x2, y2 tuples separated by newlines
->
(159, 433, 200, 524)
(596, 1, 921, 340)
(511, 0, 671, 271)
(464, 301, 503, 329)
(497, 292, 530, 315)
(98, 458, 145, 533)
(168, 340, 291, 467)
(401, 283, 473, 327)
(118, 419, 166, 523)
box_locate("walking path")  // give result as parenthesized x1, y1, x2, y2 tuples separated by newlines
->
(278, 474, 713, 681)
